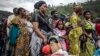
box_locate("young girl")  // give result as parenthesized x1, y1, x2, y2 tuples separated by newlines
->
(53, 20, 69, 51)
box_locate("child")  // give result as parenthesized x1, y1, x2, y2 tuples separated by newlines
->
(53, 20, 69, 51)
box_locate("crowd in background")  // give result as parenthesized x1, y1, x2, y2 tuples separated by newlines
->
(0, 1, 100, 56)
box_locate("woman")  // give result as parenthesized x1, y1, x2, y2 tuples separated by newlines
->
(7, 8, 19, 56)
(80, 11, 95, 56)
(30, 1, 52, 56)
(68, 5, 83, 55)
(53, 20, 68, 51)
(25, 11, 33, 35)
(11, 8, 30, 56)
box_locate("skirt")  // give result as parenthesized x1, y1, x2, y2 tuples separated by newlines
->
(30, 32, 43, 56)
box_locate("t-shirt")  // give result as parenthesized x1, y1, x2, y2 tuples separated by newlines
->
(32, 12, 52, 32)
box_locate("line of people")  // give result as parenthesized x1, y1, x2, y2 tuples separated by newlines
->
(1, 1, 100, 56)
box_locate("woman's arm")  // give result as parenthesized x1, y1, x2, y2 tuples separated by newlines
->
(33, 22, 47, 39)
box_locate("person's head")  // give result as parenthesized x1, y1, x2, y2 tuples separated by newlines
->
(51, 10, 59, 20)
(56, 20, 65, 30)
(13, 8, 18, 15)
(74, 4, 83, 15)
(34, 1, 47, 13)
(83, 10, 92, 20)
(24, 10, 31, 20)
(96, 18, 100, 24)
(18, 8, 26, 17)
(60, 14, 65, 21)
(51, 10, 59, 16)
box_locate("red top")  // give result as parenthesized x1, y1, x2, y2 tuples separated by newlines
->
(96, 24, 100, 36)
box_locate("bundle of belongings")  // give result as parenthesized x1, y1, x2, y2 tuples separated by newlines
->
(42, 35, 70, 56)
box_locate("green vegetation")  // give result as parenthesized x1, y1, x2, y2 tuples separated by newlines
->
(0, 0, 100, 20)
(47, 0, 100, 18)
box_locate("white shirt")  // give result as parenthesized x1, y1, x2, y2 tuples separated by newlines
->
(51, 49, 69, 56)
(7, 15, 15, 37)
(26, 21, 33, 33)
(7, 15, 15, 25)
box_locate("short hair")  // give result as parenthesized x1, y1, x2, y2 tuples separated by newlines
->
(17, 8, 25, 15)
(13, 8, 18, 14)
(83, 10, 92, 16)
(13, 8, 17, 12)
(51, 10, 57, 16)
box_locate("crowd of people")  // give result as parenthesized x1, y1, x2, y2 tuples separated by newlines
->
(0, 1, 100, 56)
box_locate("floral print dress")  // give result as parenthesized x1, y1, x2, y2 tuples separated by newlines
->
(11, 16, 30, 56)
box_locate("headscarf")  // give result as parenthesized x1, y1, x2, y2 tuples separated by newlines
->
(73, 4, 83, 13)
(34, 1, 46, 9)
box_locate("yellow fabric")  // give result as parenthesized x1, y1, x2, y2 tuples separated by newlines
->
(10, 16, 29, 56)
(68, 27, 82, 55)
(80, 34, 95, 56)
(68, 12, 82, 55)
(85, 19, 92, 30)
(65, 22, 70, 27)
(11, 16, 21, 25)
(70, 12, 81, 28)
(13, 16, 30, 56)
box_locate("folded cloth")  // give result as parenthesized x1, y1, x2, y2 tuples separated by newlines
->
(51, 49, 69, 56)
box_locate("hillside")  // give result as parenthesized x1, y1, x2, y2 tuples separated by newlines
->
(0, 10, 12, 20)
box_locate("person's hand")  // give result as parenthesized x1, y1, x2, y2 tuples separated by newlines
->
(78, 21, 84, 27)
